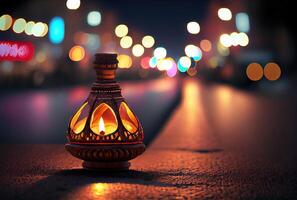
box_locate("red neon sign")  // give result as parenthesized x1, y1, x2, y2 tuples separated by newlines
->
(0, 41, 34, 61)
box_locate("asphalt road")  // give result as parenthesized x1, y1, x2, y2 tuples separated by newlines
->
(1, 78, 297, 199)
(0, 78, 181, 144)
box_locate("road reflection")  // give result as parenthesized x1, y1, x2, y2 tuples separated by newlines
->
(66, 183, 110, 199)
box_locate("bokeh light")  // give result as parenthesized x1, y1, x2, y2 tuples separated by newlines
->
(140, 57, 151, 69)
(154, 47, 167, 59)
(185, 44, 202, 61)
(49, 17, 65, 44)
(220, 33, 232, 48)
(218, 8, 232, 21)
(237, 32, 249, 46)
(120, 36, 133, 49)
(157, 58, 173, 71)
(87, 11, 101, 26)
(117, 54, 132, 69)
(230, 32, 239, 46)
(0, 14, 13, 31)
(142, 35, 155, 48)
(149, 57, 158, 68)
(166, 61, 177, 77)
(178, 56, 192, 72)
(69, 45, 85, 61)
(115, 24, 128, 38)
(236, 12, 250, 33)
(246, 63, 263, 81)
(13, 18, 26, 33)
(187, 21, 200, 34)
(25, 21, 35, 35)
(66, 0, 80, 10)
(32, 22, 47, 37)
(264, 62, 281, 81)
(41, 23, 48, 37)
(200, 39, 212, 52)
(132, 44, 144, 57)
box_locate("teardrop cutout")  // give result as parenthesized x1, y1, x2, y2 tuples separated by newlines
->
(119, 102, 139, 133)
(90, 103, 118, 135)
(70, 102, 89, 134)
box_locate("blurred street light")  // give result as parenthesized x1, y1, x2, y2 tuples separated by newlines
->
(187, 21, 200, 34)
(154, 47, 167, 59)
(13, 18, 26, 33)
(220, 33, 232, 47)
(140, 57, 150, 69)
(218, 8, 232, 21)
(185, 44, 202, 61)
(178, 56, 191, 72)
(117, 54, 132, 68)
(264, 63, 281, 81)
(87, 11, 101, 26)
(69, 45, 85, 61)
(236, 12, 250, 33)
(49, 17, 65, 44)
(142, 35, 155, 48)
(115, 24, 128, 38)
(32, 22, 48, 37)
(200, 39, 212, 52)
(66, 0, 81, 10)
(0, 14, 13, 31)
(120, 36, 133, 48)
(246, 63, 263, 81)
(149, 57, 158, 68)
(25, 21, 35, 35)
(132, 44, 144, 57)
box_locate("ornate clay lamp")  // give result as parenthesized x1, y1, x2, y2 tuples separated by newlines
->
(65, 53, 145, 170)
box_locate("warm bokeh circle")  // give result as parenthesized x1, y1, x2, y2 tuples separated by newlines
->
(246, 63, 263, 81)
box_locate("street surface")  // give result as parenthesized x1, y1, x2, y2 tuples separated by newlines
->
(1, 78, 297, 199)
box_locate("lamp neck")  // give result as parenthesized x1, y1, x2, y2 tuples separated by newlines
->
(93, 53, 119, 82)
(94, 64, 117, 81)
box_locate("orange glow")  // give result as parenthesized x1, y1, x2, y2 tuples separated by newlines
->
(200, 39, 212, 52)
(68, 183, 108, 199)
(264, 62, 281, 81)
(117, 54, 132, 69)
(90, 103, 118, 135)
(246, 63, 263, 81)
(69, 45, 85, 61)
(119, 102, 138, 133)
(70, 102, 89, 134)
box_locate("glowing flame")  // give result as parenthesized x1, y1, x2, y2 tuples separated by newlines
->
(99, 117, 105, 134)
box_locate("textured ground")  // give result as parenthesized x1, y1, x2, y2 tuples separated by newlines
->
(1, 78, 297, 199)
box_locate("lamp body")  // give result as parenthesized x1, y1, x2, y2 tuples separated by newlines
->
(65, 53, 145, 170)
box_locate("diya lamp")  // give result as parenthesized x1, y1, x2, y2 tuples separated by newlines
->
(65, 53, 145, 170)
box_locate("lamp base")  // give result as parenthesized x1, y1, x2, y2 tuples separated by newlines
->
(82, 161, 130, 171)
(65, 143, 145, 171)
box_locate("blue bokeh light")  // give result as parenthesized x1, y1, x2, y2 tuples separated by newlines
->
(49, 17, 65, 44)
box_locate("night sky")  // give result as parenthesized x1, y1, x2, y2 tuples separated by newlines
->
(99, 0, 209, 57)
